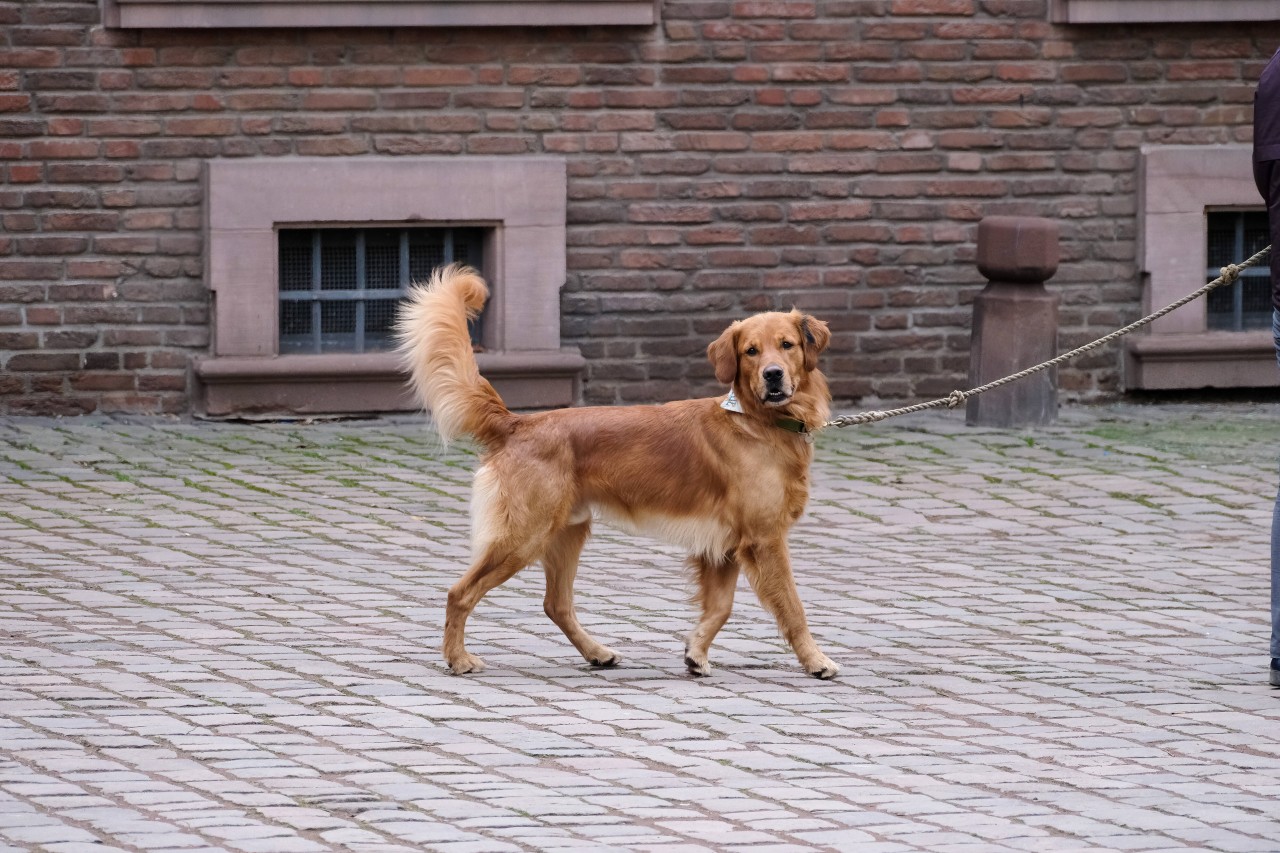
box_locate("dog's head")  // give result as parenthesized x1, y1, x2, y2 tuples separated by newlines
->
(707, 310, 831, 412)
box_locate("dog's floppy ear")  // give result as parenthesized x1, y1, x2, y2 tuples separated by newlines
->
(800, 315, 831, 372)
(707, 323, 739, 385)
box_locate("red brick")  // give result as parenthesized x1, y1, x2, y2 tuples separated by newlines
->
(27, 139, 100, 158)
(772, 64, 849, 83)
(333, 66, 406, 87)
(789, 201, 873, 221)
(6, 395, 98, 415)
(46, 163, 124, 183)
(374, 136, 462, 155)
(995, 62, 1056, 82)
(290, 137, 367, 156)
(952, 85, 1034, 103)
(135, 69, 216, 89)
(89, 118, 163, 137)
(69, 372, 133, 391)
(454, 90, 526, 109)
(0, 284, 45, 304)
(287, 67, 325, 86)
(403, 67, 477, 87)
(893, 0, 974, 11)
(122, 210, 174, 230)
(103, 140, 141, 158)
(121, 48, 156, 66)
(208, 61, 281, 83)
(65, 260, 129, 279)
(93, 235, 157, 255)
(0, 260, 61, 280)
(147, 350, 187, 369)
(16, 235, 89, 255)
(1061, 63, 1129, 83)
(3, 213, 38, 231)
(972, 41, 1038, 60)
(45, 212, 119, 231)
(110, 93, 190, 112)
(0, 48, 61, 68)
(139, 138, 218, 158)
(0, 332, 38, 349)
(299, 91, 375, 110)
(94, 71, 128, 94)
(1167, 60, 1239, 81)
(749, 224, 820, 244)
(381, 91, 450, 110)
(508, 66, 582, 86)
(7, 352, 80, 371)
(732, 0, 816, 17)
(137, 372, 186, 391)
(7, 164, 42, 183)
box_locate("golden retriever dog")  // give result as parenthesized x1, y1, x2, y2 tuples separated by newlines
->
(396, 264, 838, 679)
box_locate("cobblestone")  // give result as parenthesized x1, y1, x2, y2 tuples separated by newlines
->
(0, 402, 1278, 851)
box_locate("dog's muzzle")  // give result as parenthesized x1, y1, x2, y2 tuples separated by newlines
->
(762, 365, 790, 405)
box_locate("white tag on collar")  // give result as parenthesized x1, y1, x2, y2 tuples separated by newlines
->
(720, 390, 744, 414)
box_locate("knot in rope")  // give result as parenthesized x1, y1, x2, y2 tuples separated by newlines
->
(1219, 263, 1241, 286)
(945, 390, 968, 409)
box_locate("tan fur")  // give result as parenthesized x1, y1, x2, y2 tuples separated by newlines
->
(396, 264, 838, 679)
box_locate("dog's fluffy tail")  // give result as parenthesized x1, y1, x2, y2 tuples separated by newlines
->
(396, 264, 516, 448)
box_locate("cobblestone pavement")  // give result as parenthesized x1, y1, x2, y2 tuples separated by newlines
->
(1, 402, 1278, 853)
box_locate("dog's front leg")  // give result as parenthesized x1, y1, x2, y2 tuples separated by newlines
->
(684, 553, 740, 677)
(739, 539, 839, 680)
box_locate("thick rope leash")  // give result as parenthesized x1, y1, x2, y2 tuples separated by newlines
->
(819, 244, 1273, 432)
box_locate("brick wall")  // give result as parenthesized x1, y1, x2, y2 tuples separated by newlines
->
(1, 0, 1275, 415)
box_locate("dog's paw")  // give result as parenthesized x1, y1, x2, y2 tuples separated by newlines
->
(806, 657, 839, 680)
(447, 653, 486, 675)
(588, 649, 621, 668)
(684, 653, 712, 677)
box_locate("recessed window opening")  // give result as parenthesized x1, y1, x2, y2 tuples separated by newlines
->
(278, 226, 485, 354)
(1205, 211, 1272, 332)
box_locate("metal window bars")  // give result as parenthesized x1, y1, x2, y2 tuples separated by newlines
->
(1205, 211, 1272, 332)
(278, 227, 482, 354)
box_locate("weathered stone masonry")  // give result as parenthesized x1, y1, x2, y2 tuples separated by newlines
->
(0, 0, 1275, 414)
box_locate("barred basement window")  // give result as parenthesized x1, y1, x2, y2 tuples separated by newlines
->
(278, 227, 485, 354)
(1205, 212, 1272, 332)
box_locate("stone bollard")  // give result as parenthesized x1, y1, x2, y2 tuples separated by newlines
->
(966, 216, 1061, 428)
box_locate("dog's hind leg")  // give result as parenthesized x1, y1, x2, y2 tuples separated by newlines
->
(542, 520, 620, 668)
(684, 553, 739, 677)
(444, 463, 548, 674)
(739, 538, 839, 680)
(443, 547, 529, 674)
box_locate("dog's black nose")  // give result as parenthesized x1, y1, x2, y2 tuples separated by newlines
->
(763, 366, 784, 386)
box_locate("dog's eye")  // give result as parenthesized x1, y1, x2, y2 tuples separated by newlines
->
(781, 340, 794, 350)
(745, 346, 758, 357)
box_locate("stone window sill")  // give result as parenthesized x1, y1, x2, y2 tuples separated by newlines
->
(194, 350, 586, 418)
(102, 0, 656, 28)
(1051, 0, 1280, 23)
(1124, 331, 1278, 391)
